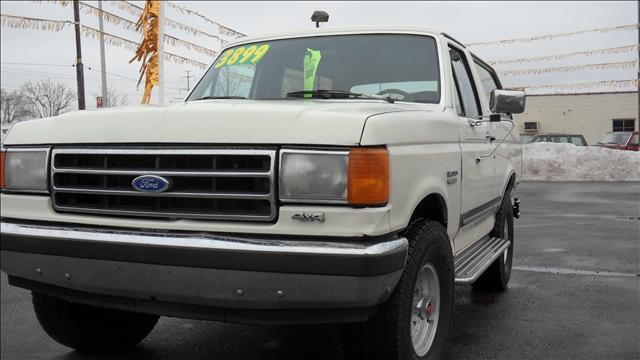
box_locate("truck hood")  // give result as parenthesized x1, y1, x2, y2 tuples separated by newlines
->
(4, 100, 437, 146)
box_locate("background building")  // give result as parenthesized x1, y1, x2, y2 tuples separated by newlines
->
(514, 91, 638, 144)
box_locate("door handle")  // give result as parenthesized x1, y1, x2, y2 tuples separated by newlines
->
(486, 135, 496, 142)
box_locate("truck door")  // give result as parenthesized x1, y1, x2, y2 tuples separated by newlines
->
(449, 45, 498, 251)
(472, 59, 510, 200)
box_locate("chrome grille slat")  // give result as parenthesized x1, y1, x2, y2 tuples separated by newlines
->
(52, 187, 272, 199)
(49, 206, 274, 221)
(50, 169, 271, 177)
(51, 148, 277, 221)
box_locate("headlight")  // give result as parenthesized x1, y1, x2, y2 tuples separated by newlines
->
(279, 147, 389, 206)
(1, 148, 50, 193)
(280, 149, 349, 203)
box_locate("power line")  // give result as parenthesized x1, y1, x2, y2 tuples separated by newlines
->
(0, 70, 90, 82)
(83, 66, 137, 82)
(0, 62, 74, 67)
(0, 64, 182, 91)
(1, 67, 77, 77)
(83, 65, 182, 90)
(181, 70, 195, 92)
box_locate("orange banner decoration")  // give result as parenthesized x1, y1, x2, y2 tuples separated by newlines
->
(129, 0, 159, 104)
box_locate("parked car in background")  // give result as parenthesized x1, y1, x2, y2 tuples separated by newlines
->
(531, 133, 588, 146)
(519, 134, 534, 144)
(595, 131, 640, 151)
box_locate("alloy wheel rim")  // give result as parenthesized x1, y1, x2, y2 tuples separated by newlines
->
(411, 263, 440, 356)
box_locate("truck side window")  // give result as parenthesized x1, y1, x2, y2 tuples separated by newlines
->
(451, 78, 463, 116)
(474, 61, 500, 103)
(449, 47, 480, 118)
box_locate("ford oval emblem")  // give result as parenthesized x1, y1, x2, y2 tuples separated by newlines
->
(132, 175, 171, 193)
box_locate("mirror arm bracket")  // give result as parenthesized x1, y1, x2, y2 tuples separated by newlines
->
(468, 113, 502, 126)
(475, 119, 515, 163)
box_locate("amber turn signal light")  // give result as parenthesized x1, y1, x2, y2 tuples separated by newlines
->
(348, 147, 389, 206)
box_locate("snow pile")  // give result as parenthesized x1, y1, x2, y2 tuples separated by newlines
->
(522, 143, 640, 181)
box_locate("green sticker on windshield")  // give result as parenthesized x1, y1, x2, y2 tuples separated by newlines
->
(303, 48, 322, 97)
(215, 44, 271, 68)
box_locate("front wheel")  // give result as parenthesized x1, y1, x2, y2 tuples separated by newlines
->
(32, 292, 159, 353)
(343, 219, 454, 359)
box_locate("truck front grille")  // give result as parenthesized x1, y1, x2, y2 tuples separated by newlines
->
(50, 148, 277, 221)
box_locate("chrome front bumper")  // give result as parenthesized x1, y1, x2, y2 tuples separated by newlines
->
(0, 221, 408, 324)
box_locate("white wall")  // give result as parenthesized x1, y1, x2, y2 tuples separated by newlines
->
(514, 92, 638, 144)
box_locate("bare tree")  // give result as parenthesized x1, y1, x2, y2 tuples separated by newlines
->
(0, 88, 30, 124)
(20, 80, 76, 118)
(216, 66, 251, 97)
(106, 86, 129, 107)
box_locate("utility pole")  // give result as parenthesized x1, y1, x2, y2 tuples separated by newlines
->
(98, 0, 108, 106)
(637, 0, 639, 127)
(73, 0, 86, 110)
(181, 70, 195, 92)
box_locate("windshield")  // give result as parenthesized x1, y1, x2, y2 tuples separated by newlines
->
(187, 34, 441, 104)
(597, 132, 631, 145)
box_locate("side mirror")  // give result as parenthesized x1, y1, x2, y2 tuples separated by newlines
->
(490, 89, 526, 114)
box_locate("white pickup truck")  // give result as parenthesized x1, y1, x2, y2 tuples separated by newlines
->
(0, 26, 524, 359)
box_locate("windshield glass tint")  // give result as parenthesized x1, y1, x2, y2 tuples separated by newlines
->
(187, 34, 440, 103)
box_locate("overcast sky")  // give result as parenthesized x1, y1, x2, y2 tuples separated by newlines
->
(1, 1, 637, 108)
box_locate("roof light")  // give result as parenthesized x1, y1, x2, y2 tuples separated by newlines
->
(311, 11, 329, 28)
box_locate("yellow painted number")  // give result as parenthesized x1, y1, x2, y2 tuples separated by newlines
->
(216, 44, 271, 68)
(226, 47, 245, 65)
(251, 44, 270, 64)
(239, 45, 258, 63)
(214, 49, 233, 68)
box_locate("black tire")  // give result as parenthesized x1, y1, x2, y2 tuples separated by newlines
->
(32, 292, 159, 353)
(342, 219, 454, 360)
(473, 191, 514, 291)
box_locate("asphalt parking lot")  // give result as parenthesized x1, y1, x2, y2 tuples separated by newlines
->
(1, 181, 639, 360)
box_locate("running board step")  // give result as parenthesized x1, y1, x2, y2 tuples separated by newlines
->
(454, 236, 510, 284)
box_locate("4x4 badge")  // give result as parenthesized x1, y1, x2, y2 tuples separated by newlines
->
(291, 212, 326, 223)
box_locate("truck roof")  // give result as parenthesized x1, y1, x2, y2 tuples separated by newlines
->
(226, 26, 443, 47)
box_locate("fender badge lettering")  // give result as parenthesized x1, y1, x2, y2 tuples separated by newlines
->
(446, 170, 458, 185)
(292, 212, 326, 223)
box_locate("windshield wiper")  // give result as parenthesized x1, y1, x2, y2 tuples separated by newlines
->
(285, 89, 395, 103)
(193, 96, 247, 101)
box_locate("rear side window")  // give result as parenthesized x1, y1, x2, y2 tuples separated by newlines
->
(449, 47, 481, 118)
(552, 136, 570, 143)
(474, 61, 500, 103)
(570, 136, 586, 146)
